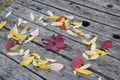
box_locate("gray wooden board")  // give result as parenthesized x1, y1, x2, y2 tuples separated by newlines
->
(14, 1, 120, 43)
(64, 0, 120, 17)
(2, 4, 120, 61)
(0, 11, 119, 80)
(32, 0, 120, 29)
(0, 30, 102, 80)
(0, 53, 44, 80)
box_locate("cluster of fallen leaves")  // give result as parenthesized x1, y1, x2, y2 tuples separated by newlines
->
(7, 49, 64, 71)
(0, 10, 113, 80)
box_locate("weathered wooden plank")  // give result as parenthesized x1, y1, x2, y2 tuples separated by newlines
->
(64, 0, 120, 17)
(32, 0, 120, 29)
(14, 1, 120, 43)
(0, 11, 119, 80)
(0, 53, 44, 80)
(2, 3, 120, 61)
(0, 30, 101, 80)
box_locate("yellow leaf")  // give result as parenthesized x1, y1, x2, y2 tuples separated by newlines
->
(24, 36, 35, 43)
(59, 17, 66, 23)
(80, 64, 91, 69)
(37, 60, 48, 65)
(91, 42, 96, 51)
(42, 22, 48, 26)
(95, 49, 105, 57)
(90, 55, 99, 60)
(67, 30, 78, 36)
(77, 31, 85, 36)
(24, 49, 30, 56)
(45, 58, 56, 62)
(20, 56, 35, 66)
(49, 15, 59, 19)
(19, 49, 24, 55)
(65, 20, 70, 29)
(30, 13, 34, 21)
(20, 26, 30, 34)
(47, 10, 54, 16)
(22, 20, 28, 24)
(82, 39, 90, 45)
(38, 64, 51, 70)
(7, 52, 20, 56)
(51, 22, 63, 26)
(0, 21, 7, 29)
(32, 53, 40, 59)
(85, 50, 97, 55)
(82, 53, 89, 60)
(75, 68, 93, 75)
(10, 45, 20, 51)
(5, 11, 12, 17)
(18, 18, 23, 26)
(73, 22, 82, 28)
(89, 37, 97, 44)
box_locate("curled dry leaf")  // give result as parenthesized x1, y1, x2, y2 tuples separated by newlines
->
(30, 28, 39, 37)
(5, 11, 12, 17)
(49, 63, 64, 71)
(71, 56, 83, 70)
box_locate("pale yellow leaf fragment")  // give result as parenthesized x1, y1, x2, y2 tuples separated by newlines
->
(10, 45, 20, 51)
(45, 58, 56, 62)
(82, 53, 89, 60)
(19, 49, 24, 55)
(51, 22, 63, 26)
(5, 11, 12, 17)
(47, 10, 54, 16)
(18, 18, 23, 26)
(80, 64, 91, 69)
(67, 30, 78, 36)
(85, 50, 97, 55)
(24, 36, 35, 43)
(82, 39, 90, 45)
(49, 15, 59, 19)
(7, 52, 20, 56)
(30, 13, 34, 21)
(89, 37, 97, 44)
(38, 16, 43, 21)
(91, 42, 96, 51)
(90, 55, 99, 60)
(20, 26, 30, 34)
(98, 76, 102, 80)
(22, 20, 29, 24)
(24, 49, 30, 56)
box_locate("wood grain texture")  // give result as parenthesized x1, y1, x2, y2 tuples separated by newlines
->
(32, 0, 120, 29)
(0, 53, 44, 80)
(2, 3, 120, 61)
(0, 10, 119, 79)
(64, 0, 120, 17)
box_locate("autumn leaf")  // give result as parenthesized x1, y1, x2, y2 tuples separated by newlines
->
(5, 11, 12, 17)
(41, 34, 67, 51)
(67, 30, 78, 36)
(71, 56, 83, 70)
(75, 68, 93, 75)
(30, 13, 34, 21)
(30, 28, 39, 37)
(73, 22, 82, 28)
(49, 63, 64, 71)
(101, 40, 112, 49)
(18, 18, 23, 26)
(0, 21, 7, 29)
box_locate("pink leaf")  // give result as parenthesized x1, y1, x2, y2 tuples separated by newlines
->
(30, 28, 39, 37)
(6, 39, 14, 50)
(101, 40, 112, 49)
(48, 63, 64, 71)
(71, 56, 83, 70)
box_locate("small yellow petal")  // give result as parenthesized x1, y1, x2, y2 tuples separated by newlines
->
(30, 13, 34, 21)
(49, 15, 59, 19)
(89, 37, 97, 44)
(47, 10, 54, 16)
(82, 39, 90, 45)
(45, 58, 56, 62)
(5, 11, 12, 17)
(38, 64, 51, 70)
(20, 26, 30, 34)
(18, 18, 23, 26)
(91, 42, 96, 51)
(75, 68, 93, 75)
(10, 45, 20, 51)
(51, 22, 63, 26)
(90, 55, 99, 60)
(0, 21, 7, 29)
(24, 36, 35, 43)
(73, 22, 82, 28)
